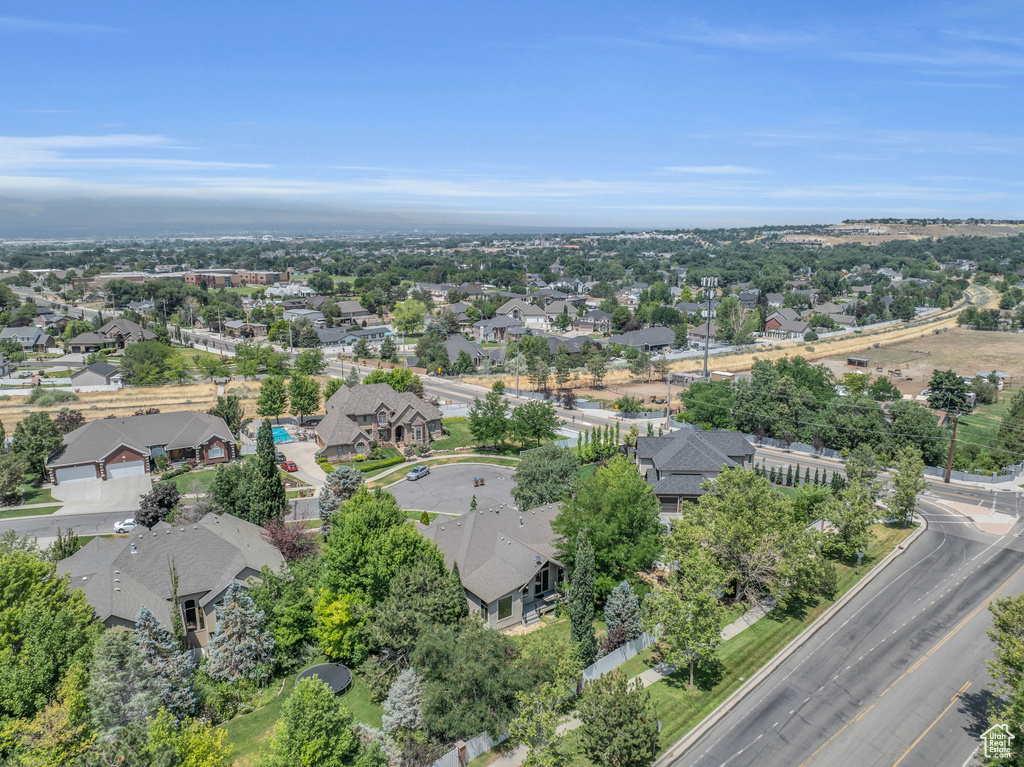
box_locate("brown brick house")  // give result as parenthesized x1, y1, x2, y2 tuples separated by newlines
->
(314, 383, 444, 461)
(47, 411, 234, 484)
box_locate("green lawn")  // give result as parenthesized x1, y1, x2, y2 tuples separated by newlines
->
(20, 482, 56, 505)
(164, 468, 220, 495)
(170, 346, 233, 365)
(0, 504, 62, 520)
(432, 420, 475, 450)
(405, 510, 439, 523)
(578, 464, 596, 482)
(957, 394, 1013, 451)
(222, 666, 383, 767)
(476, 523, 915, 767)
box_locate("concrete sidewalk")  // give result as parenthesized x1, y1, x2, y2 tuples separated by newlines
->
(489, 604, 772, 766)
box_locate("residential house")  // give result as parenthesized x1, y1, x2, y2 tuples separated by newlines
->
(530, 288, 570, 305)
(445, 302, 473, 326)
(419, 505, 565, 629)
(687, 321, 722, 346)
(47, 411, 235, 485)
(127, 300, 155, 313)
(472, 316, 523, 343)
(282, 308, 325, 326)
(96, 318, 158, 348)
(58, 513, 283, 649)
(35, 313, 73, 332)
(414, 282, 454, 301)
(572, 309, 611, 334)
(314, 383, 444, 460)
(444, 335, 499, 367)
(763, 308, 810, 339)
(610, 326, 675, 352)
(496, 298, 550, 330)
(0, 354, 13, 377)
(315, 324, 392, 348)
(224, 320, 267, 338)
(65, 332, 112, 354)
(332, 299, 373, 324)
(70, 361, 122, 388)
(454, 282, 485, 300)
(635, 427, 755, 513)
(0, 326, 58, 353)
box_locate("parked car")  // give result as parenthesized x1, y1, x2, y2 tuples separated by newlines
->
(274, 451, 286, 463)
(114, 518, 137, 534)
(406, 465, 430, 481)
(279, 461, 299, 472)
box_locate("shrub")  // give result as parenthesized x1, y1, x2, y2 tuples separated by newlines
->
(803, 331, 818, 342)
(353, 453, 366, 462)
(153, 454, 170, 472)
(442, 416, 468, 424)
(357, 455, 405, 473)
(317, 460, 334, 473)
(26, 388, 78, 406)
(160, 465, 193, 481)
(614, 395, 644, 413)
(261, 519, 318, 561)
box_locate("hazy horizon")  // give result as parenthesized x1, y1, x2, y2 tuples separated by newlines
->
(3, 1, 1023, 236)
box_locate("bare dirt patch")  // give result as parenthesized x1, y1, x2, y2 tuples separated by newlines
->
(815, 329, 1024, 398)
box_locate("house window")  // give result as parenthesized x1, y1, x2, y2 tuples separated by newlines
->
(207, 445, 224, 459)
(377, 411, 387, 428)
(498, 596, 513, 621)
(356, 443, 366, 455)
(480, 601, 489, 621)
(183, 599, 205, 631)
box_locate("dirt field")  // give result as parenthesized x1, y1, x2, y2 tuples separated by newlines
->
(781, 222, 1024, 247)
(816, 329, 1024, 399)
(0, 379, 275, 432)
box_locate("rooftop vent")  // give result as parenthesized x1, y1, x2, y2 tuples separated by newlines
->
(131, 544, 137, 554)
(519, 516, 524, 527)
(81, 576, 87, 581)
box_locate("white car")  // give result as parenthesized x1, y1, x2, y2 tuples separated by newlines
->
(114, 518, 137, 534)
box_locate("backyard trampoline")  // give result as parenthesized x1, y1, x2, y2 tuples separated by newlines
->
(296, 663, 352, 694)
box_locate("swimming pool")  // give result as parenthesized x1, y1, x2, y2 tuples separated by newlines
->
(272, 427, 292, 444)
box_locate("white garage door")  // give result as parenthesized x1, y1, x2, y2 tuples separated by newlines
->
(56, 464, 97, 483)
(107, 461, 146, 479)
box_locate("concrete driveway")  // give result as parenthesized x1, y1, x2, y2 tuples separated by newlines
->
(389, 464, 516, 514)
(278, 439, 325, 488)
(50, 474, 153, 515)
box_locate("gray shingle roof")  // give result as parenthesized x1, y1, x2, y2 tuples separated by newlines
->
(610, 327, 675, 348)
(49, 410, 233, 468)
(316, 383, 441, 449)
(58, 513, 284, 628)
(651, 473, 708, 497)
(637, 427, 754, 474)
(419, 506, 562, 602)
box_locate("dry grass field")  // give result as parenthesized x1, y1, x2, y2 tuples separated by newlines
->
(0, 380, 267, 432)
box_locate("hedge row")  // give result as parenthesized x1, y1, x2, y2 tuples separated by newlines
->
(160, 465, 193, 481)
(357, 455, 406, 473)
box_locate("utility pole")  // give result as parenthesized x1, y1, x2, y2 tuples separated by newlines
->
(701, 275, 718, 379)
(944, 410, 960, 483)
(515, 350, 521, 398)
(665, 375, 672, 430)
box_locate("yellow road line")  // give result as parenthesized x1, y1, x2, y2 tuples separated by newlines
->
(891, 682, 971, 767)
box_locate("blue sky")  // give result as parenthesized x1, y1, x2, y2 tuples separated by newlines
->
(2, 0, 1023, 233)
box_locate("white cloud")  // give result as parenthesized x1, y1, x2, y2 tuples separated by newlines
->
(662, 165, 765, 175)
(0, 15, 122, 35)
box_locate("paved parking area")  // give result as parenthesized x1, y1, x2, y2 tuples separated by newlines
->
(388, 463, 516, 514)
(278, 440, 324, 488)
(50, 474, 153, 514)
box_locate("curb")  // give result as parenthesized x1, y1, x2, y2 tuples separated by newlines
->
(653, 515, 928, 766)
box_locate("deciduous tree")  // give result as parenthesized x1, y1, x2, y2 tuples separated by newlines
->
(553, 455, 663, 597)
(256, 375, 288, 423)
(511, 443, 580, 510)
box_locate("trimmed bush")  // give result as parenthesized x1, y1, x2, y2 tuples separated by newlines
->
(160, 465, 193, 481)
(357, 455, 405, 473)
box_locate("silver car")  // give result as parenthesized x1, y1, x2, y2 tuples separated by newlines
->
(114, 518, 137, 534)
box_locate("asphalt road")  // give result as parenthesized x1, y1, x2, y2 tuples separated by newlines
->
(755, 447, 1022, 515)
(661, 503, 1024, 767)
(4, 510, 130, 540)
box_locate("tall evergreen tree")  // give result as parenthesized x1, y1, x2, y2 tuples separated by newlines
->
(569, 530, 596, 667)
(577, 670, 658, 767)
(381, 667, 425, 734)
(88, 627, 161, 738)
(318, 465, 365, 531)
(604, 580, 643, 644)
(244, 419, 288, 525)
(134, 605, 196, 719)
(206, 582, 275, 683)
(443, 564, 469, 623)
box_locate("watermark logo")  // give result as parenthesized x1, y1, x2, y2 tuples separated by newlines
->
(982, 723, 1014, 759)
